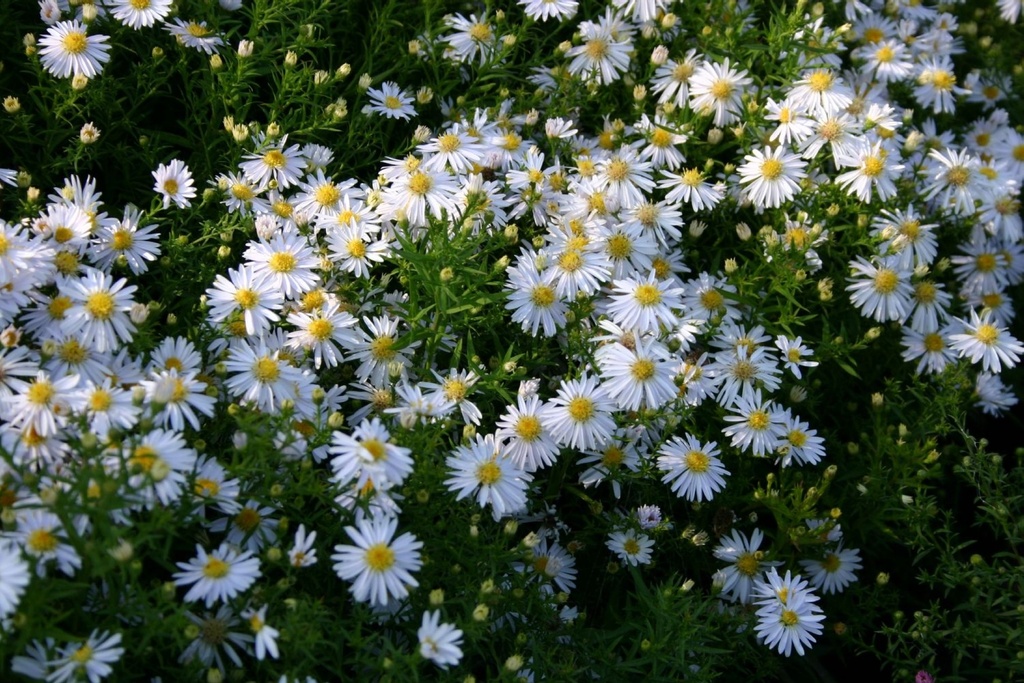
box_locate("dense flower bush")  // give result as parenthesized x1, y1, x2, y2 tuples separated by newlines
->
(1, 0, 1022, 681)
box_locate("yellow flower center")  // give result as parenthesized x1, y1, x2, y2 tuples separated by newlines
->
(234, 288, 259, 310)
(623, 538, 641, 555)
(530, 284, 556, 308)
(923, 333, 944, 353)
(58, 338, 88, 364)
(203, 557, 230, 579)
(231, 183, 253, 201)
(602, 445, 624, 468)
(631, 358, 655, 381)
(558, 250, 583, 273)
(651, 128, 673, 148)
(252, 356, 280, 382)
(605, 159, 629, 182)
(442, 378, 467, 402)
(946, 166, 970, 187)
(931, 70, 955, 91)
(710, 80, 732, 100)
(268, 251, 296, 273)
(27, 380, 55, 406)
(111, 230, 133, 251)
(362, 439, 387, 461)
(914, 282, 936, 304)
(606, 234, 633, 260)
(781, 610, 799, 626)
(862, 156, 884, 177)
(821, 553, 841, 573)
(186, 22, 211, 38)
(807, 70, 834, 92)
(54, 226, 74, 243)
(585, 38, 608, 60)
(873, 269, 899, 294)
(736, 553, 759, 576)
(673, 61, 695, 80)
(407, 171, 433, 196)
(685, 449, 710, 473)
(308, 318, 333, 341)
(469, 22, 491, 42)
(272, 199, 293, 218)
(975, 253, 997, 272)
(567, 396, 594, 422)
(476, 459, 502, 485)
(194, 478, 220, 498)
(314, 184, 340, 207)
(235, 507, 261, 532)
(788, 430, 807, 447)
(875, 45, 894, 63)
(515, 415, 542, 441)
(27, 528, 59, 553)
(633, 283, 662, 307)
(747, 409, 770, 431)
(365, 543, 396, 571)
(163, 179, 179, 196)
(369, 335, 396, 361)
(70, 644, 93, 665)
(85, 291, 115, 320)
(760, 158, 783, 181)
(863, 27, 884, 43)
(436, 133, 461, 153)
(89, 389, 112, 412)
(63, 31, 88, 55)
(263, 150, 286, 169)
(975, 324, 999, 345)
(699, 289, 724, 311)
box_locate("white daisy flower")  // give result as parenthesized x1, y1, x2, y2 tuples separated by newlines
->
(0, 541, 30, 621)
(331, 514, 423, 606)
(949, 309, 1024, 373)
(595, 336, 676, 411)
(688, 57, 752, 127)
(288, 524, 318, 568)
(330, 417, 414, 491)
(713, 528, 779, 604)
(242, 605, 280, 661)
(286, 302, 360, 369)
(165, 18, 224, 55)
(48, 630, 124, 683)
(224, 340, 304, 413)
(737, 146, 807, 210)
(565, 20, 632, 85)
(240, 136, 306, 191)
(179, 606, 252, 672)
(606, 530, 654, 566)
(38, 21, 111, 79)
(205, 265, 284, 337)
(444, 434, 532, 521)
(518, 0, 578, 21)
(657, 434, 729, 502)
(835, 139, 903, 203)
(504, 262, 568, 337)
(152, 159, 197, 210)
(753, 569, 826, 656)
(604, 273, 683, 333)
(547, 374, 616, 451)
(244, 227, 321, 298)
(364, 81, 417, 120)
(721, 390, 786, 457)
(60, 267, 137, 352)
(845, 255, 914, 323)
(173, 543, 262, 607)
(798, 545, 862, 594)
(92, 205, 161, 275)
(494, 394, 561, 472)
(109, 0, 172, 29)
(787, 68, 853, 117)
(418, 610, 464, 670)
(649, 49, 702, 108)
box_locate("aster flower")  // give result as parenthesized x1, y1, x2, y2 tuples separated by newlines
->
(240, 136, 306, 191)
(688, 58, 752, 127)
(565, 19, 632, 85)
(799, 545, 862, 594)
(39, 21, 110, 79)
(595, 336, 676, 411)
(0, 541, 30, 621)
(179, 606, 252, 673)
(242, 605, 280, 661)
(244, 227, 321, 298)
(109, 0, 172, 29)
(418, 610, 464, 670)
(48, 630, 124, 683)
(606, 530, 654, 566)
(331, 514, 423, 606)
(721, 390, 786, 457)
(173, 543, 261, 607)
(519, 0, 578, 21)
(846, 255, 914, 323)
(713, 528, 779, 604)
(949, 309, 1024, 373)
(364, 82, 417, 120)
(61, 267, 137, 352)
(547, 374, 617, 451)
(288, 524, 318, 568)
(330, 417, 414, 491)
(657, 434, 729, 502)
(494, 394, 561, 472)
(165, 18, 224, 55)
(650, 49, 702, 108)
(443, 13, 498, 65)
(737, 146, 807, 210)
(205, 265, 284, 337)
(152, 160, 197, 210)
(444, 434, 532, 520)
(787, 68, 853, 117)
(605, 273, 683, 333)
(753, 569, 826, 656)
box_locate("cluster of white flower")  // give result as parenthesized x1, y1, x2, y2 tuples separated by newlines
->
(2, 0, 1021, 674)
